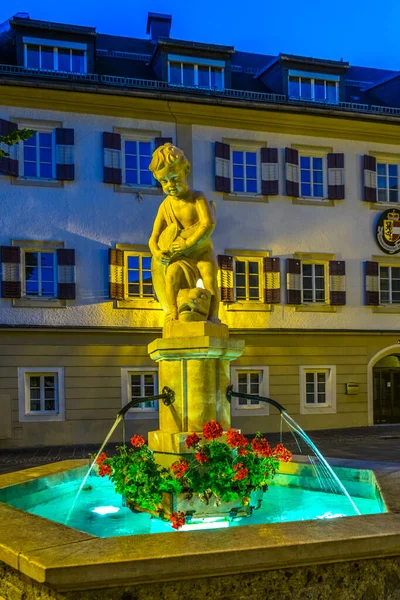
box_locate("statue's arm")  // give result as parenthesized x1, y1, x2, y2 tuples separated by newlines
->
(149, 208, 166, 258)
(179, 195, 215, 252)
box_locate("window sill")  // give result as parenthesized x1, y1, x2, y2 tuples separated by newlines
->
(116, 298, 162, 310)
(294, 304, 337, 313)
(13, 297, 67, 309)
(19, 413, 64, 422)
(223, 193, 268, 203)
(292, 197, 335, 207)
(114, 184, 162, 196)
(226, 301, 271, 312)
(370, 201, 400, 211)
(12, 178, 63, 188)
(300, 404, 336, 415)
(372, 305, 400, 314)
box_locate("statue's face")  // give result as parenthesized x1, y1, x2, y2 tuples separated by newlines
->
(155, 164, 189, 198)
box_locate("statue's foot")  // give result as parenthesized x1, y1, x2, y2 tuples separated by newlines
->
(208, 316, 223, 325)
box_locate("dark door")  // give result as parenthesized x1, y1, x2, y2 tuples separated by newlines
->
(373, 369, 400, 424)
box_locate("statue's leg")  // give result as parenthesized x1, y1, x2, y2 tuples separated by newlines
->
(165, 262, 185, 321)
(198, 259, 221, 322)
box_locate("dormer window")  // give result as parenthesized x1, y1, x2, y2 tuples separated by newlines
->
(23, 37, 87, 73)
(288, 70, 339, 104)
(168, 54, 224, 90)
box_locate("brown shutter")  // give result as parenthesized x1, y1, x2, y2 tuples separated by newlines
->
(286, 258, 301, 304)
(363, 155, 377, 203)
(329, 260, 346, 305)
(263, 257, 280, 303)
(103, 132, 122, 184)
(0, 118, 19, 177)
(218, 254, 234, 302)
(215, 142, 231, 193)
(365, 261, 379, 305)
(109, 248, 125, 300)
(55, 128, 75, 181)
(261, 148, 279, 196)
(57, 249, 76, 300)
(285, 148, 299, 197)
(327, 153, 345, 200)
(1, 246, 21, 298)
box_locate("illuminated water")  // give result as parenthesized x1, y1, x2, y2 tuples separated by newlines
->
(4, 470, 385, 538)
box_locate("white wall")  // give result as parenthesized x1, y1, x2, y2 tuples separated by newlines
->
(0, 104, 399, 330)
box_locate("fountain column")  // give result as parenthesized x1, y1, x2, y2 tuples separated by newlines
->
(148, 320, 244, 459)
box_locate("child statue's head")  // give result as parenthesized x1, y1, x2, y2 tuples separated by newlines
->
(149, 143, 190, 197)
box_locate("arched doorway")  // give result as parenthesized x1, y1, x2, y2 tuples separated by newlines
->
(372, 353, 400, 424)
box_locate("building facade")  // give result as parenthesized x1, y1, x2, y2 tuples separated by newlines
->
(1, 12, 400, 448)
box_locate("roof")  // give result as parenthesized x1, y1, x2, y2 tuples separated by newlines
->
(10, 15, 96, 35)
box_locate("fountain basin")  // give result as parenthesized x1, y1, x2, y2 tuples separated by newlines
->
(0, 458, 399, 599)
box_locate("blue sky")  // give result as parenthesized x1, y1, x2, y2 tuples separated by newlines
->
(1, 0, 399, 70)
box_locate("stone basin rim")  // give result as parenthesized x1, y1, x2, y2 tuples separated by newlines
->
(0, 458, 398, 592)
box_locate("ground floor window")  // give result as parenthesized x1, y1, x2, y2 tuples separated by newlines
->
(121, 367, 158, 418)
(300, 366, 336, 415)
(230, 367, 269, 416)
(18, 367, 65, 422)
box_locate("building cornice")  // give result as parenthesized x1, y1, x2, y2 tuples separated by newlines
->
(2, 80, 400, 144)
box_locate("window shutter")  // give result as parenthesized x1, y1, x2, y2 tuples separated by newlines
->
(57, 249, 76, 300)
(103, 132, 122, 184)
(285, 148, 299, 197)
(215, 142, 231, 193)
(286, 258, 301, 304)
(329, 260, 346, 305)
(55, 128, 75, 181)
(0, 118, 19, 177)
(261, 148, 279, 196)
(263, 257, 280, 303)
(109, 248, 125, 300)
(154, 137, 173, 187)
(218, 254, 234, 302)
(363, 155, 377, 203)
(365, 261, 379, 305)
(327, 153, 345, 200)
(1, 246, 21, 298)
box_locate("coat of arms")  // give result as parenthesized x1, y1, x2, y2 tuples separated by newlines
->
(376, 209, 400, 254)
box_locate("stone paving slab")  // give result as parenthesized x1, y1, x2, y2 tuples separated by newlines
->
(0, 424, 399, 474)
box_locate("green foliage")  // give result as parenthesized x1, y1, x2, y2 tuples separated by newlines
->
(0, 128, 35, 158)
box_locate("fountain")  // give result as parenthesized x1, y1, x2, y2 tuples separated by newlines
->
(0, 143, 399, 600)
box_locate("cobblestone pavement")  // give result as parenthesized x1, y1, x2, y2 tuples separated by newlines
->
(0, 424, 399, 474)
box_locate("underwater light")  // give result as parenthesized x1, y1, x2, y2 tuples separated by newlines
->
(92, 506, 120, 515)
(316, 512, 346, 520)
(180, 519, 229, 531)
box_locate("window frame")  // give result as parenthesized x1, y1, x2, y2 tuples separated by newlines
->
(233, 255, 264, 303)
(18, 367, 65, 422)
(299, 154, 327, 199)
(301, 261, 329, 305)
(19, 127, 56, 181)
(21, 248, 57, 299)
(124, 251, 153, 300)
(230, 366, 269, 416)
(121, 134, 157, 188)
(288, 74, 339, 104)
(230, 147, 261, 196)
(379, 264, 400, 305)
(167, 56, 225, 90)
(121, 367, 159, 419)
(377, 162, 399, 204)
(23, 37, 87, 73)
(300, 365, 336, 415)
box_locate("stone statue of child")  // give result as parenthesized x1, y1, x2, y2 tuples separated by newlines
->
(148, 143, 220, 323)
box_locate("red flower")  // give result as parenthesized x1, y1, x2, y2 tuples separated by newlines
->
(185, 432, 201, 449)
(194, 451, 209, 464)
(233, 463, 248, 481)
(95, 452, 107, 465)
(171, 459, 189, 479)
(238, 448, 249, 456)
(202, 420, 223, 440)
(130, 435, 146, 448)
(273, 444, 292, 463)
(226, 428, 248, 448)
(251, 436, 272, 457)
(98, 463, 112, 477)
(170, 511, 186, 530)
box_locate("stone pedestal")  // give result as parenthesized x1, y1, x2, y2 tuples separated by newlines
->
(147, 322, 244, 458)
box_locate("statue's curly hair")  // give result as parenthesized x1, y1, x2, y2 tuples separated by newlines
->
(149, 143, 190, 175)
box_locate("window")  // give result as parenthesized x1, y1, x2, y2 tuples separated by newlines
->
(121, 367, 158, 418)
(231, 150, 259, 194)
(123, 139, 154, 186)
(300, 156, 324, 198)
(22, 249, 56, 298)
(126, 253, 153, 298)
(379, 265, 400, 304)
(302, 263, 327, 304)
(289, 75, 339, 104)
(234, 257, 263, 301)
(22, 131, 55, 179)
(168, 57, 224, 90)
(377, 163, 398, 203)
(300, 366, 336, 414)
(24, 40, 86, 73)
(18, 367, 65, 422)
(231, 367, 269, 416)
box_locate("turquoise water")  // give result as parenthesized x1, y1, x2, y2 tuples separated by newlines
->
(5, 472, 385, 538)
